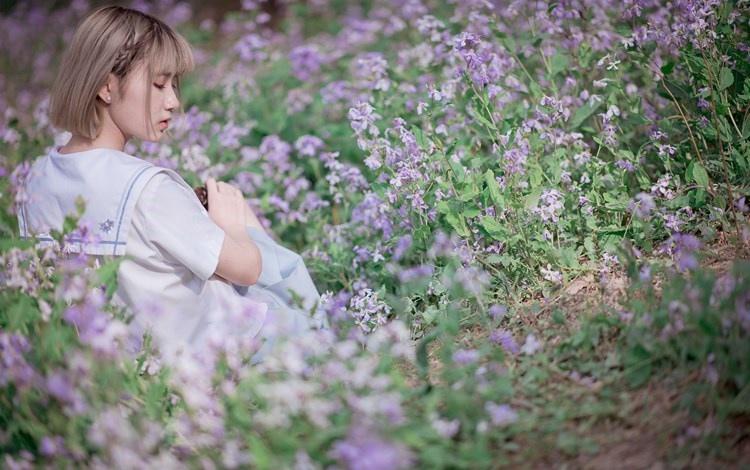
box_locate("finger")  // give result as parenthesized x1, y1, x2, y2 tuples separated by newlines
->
(206, 178, 218, 204)
(218, 181, 233, 194)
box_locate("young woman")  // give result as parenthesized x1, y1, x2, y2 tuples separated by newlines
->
(17, 5, 324, 362)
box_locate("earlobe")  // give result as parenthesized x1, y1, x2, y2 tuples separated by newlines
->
(98, 74, 116, 103)
(98, 85, 111, 104)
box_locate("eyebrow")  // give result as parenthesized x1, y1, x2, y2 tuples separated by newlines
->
(156, 72, 174, 78)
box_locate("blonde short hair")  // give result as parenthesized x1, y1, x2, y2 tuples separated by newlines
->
(49, 5, 194, 140)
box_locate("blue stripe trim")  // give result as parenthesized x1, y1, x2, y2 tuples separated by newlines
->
(20, 235, 125, 245)
(112, 166, 153, 255)
(18, 202, 27, 237)
(112, 165, 147, 235)
(22, 203, 28, 236)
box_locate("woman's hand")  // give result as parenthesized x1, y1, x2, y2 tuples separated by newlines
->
(206, 178, 250, 239)
(243, 200, 267, 234)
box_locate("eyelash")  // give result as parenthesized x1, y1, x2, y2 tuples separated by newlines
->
(154, 83, 178, 90)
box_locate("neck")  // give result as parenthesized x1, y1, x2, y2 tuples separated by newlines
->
(59, 112, 128, 154)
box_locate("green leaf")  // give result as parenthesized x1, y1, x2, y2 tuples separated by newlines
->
(463, 207, 481, 218)
(624, 344, 653, 387)
(445, 212, 470, 238)
(479, 216, 505, 237)
(472, 110, 496, 131)
(501, 36, 517, 52)
(718, 67, 734, 91)
(578, 43, 592, 68)
(484, 170, 504, 207)
(436, 200, 452, 215)
(569, 100, 602, 129)
(529, 81, 543, 98)
(6, 295, 36, 331)
(528, 165, 543, 187)
(691, 162, 709, 188)
(584, 236, 596, 258)
(447, 157, 466, 183)
(549, 52, 570, 77)
(412, 126, 428, 148)
(96, 257, 124, 300)
(525, 188, 543, 210)
(246, 435, 272, 470)
(416, 329, 441, 380)
(557, 247, 580, 268)
(458, 185, 480, 202)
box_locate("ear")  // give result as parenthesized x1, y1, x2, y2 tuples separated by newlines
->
(97, 74, 116, 104)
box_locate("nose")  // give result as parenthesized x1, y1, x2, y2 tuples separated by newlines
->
(166, 86, 180, 111)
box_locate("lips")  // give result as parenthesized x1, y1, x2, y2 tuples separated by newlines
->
(158, 119, 170, 131)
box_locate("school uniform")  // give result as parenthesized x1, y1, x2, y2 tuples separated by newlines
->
(18, 146, 324, 362)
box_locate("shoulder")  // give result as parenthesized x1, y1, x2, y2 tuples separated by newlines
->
(137, 170, 205, 215)
(108, 149, 158, 170)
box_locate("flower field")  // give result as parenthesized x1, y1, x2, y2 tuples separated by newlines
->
(1, 0, 749, 467)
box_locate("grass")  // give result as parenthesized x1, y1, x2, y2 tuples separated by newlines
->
(416, 237, 750, 468)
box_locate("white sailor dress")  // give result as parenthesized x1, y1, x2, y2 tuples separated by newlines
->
(18, 147, 324, 363)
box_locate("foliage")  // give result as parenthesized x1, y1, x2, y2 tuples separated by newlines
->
(0, 0, 749, 467)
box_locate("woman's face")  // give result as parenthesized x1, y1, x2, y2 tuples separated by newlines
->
(105, 60, 179, 142)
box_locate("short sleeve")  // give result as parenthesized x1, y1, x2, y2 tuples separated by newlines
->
(137, 173, 225, 281)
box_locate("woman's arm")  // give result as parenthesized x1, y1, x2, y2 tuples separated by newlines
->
(207, 178, 262, 286)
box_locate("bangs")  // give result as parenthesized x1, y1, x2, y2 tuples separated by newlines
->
(144, 24, 194, 80)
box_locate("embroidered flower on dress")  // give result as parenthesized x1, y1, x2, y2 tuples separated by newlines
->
(98, 219, 114, 234)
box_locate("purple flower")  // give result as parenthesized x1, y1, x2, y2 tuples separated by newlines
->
(489, 329, 520, 355)
(329, 425, 413, 470)
(294, 135, 325, 157)
(431, 416, 460, 438)
(289, 45, 324, 81)
(628, 192, 656, 220)
(500, 137, 529, 176)
(320, 290, 353, 324)
(485, 402, 518, 427)
(736, 291, 750, 333)
(321, 80, 354, 105)
(63, 291, 127, 356)
(234, 33, 268, 63)
(348, 101, 381, 137)
(351, 192, 393, 238)
(533, 189, 564, 223)
(39, 436, 64, 457)
(352, 52, 390, 92)
(0, 331, 37, 389)
(10, 161, 32, 212)
(392, 235, 412, 261)
(520, 334, 542, 355)
(664, 233, 702, 272)
(454, 266, 490, 296)
(348, 287, 392, 333)
(452, 348, 480, 365)
(615, 159, 635, 172)
(488, 304, 508, 320)
(216, 121, 250, 149)
(639, 265, 653, 282)
(735, 196, 748, 214)
(540, 264, 563, 284)
(397, 265, 433, 283)
(45, 371, 87, 414)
